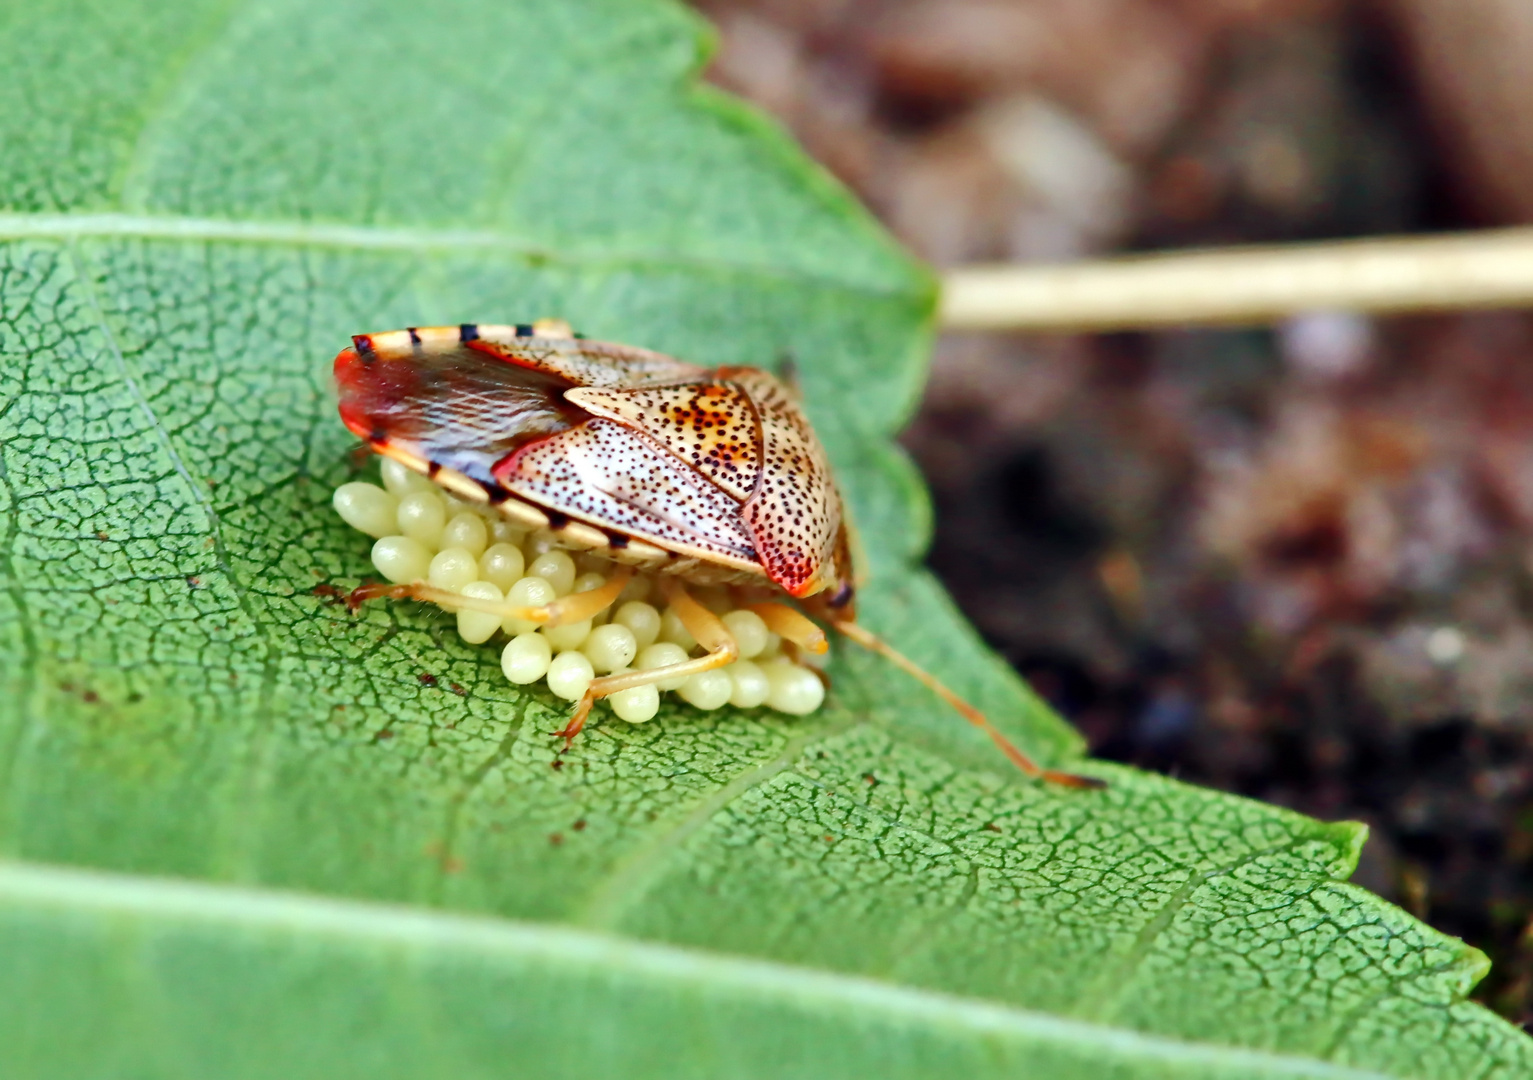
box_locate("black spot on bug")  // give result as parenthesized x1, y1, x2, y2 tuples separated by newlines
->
(407, 327, 422, 346)
(515, 323, 535, 337)
(828, 582, 855, 609)
(545, 510, 570, 530)
(427, 460, 442, 478)
(604, 530, 630, 549)
(369, 427, 388, 445)
(459, 323, 479, 342)
(480, 482, 512, 504)
(352, 334, 375, 356)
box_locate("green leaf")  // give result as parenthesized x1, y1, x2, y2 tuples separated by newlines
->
(0, 1, 1525, 1077)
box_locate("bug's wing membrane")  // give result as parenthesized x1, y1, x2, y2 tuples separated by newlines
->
(334, 333, 582, 495)
(497, 419, 762, 572)
(564, 383, 763, 501)
(469, 328, 709, 388)
(727, 368, 844, 597)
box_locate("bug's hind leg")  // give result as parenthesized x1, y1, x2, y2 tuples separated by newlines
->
(824, 615, 1106, 791)
(346, 568, 632, 626)
(551, 579, 740, 749)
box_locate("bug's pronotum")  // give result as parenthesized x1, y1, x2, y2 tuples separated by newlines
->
(333, 319, 1101, 789)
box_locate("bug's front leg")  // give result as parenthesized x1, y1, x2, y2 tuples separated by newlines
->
(346, 567, 633, 627)
(743, 601, 828, 654)
(550, 579, 740, 750)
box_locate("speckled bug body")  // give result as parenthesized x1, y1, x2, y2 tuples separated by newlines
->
(336, 320, 854, 602)
(334, 319, 1100, 789)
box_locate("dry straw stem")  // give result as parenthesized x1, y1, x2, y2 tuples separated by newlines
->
(939, 227, 1533, 331)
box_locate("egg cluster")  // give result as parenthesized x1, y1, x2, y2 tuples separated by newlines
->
(332, 458, 827, 723)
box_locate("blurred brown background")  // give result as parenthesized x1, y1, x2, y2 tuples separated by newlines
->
(693, 0, 1533, 1025)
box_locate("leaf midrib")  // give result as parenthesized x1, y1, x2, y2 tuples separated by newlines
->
(0, 858, 1393, 1080)
(0, 212, 921, 298)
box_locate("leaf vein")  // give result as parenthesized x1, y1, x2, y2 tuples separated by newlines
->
(66, 237, 285, 873)
(1067, 836, 1320, 1022)
(573, 714, 862, 930)
(0, 213, 917, 299)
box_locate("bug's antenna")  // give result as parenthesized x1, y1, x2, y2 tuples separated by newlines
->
(828, 617, 1106, 790)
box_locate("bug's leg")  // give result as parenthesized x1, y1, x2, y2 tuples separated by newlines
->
(744, 602, 829, 654)
(747, 600, 833, 686)
(741, 603, 827, 652)
(345, 581, 422, 612)
(538, 567, 634, 627)
(551, 579, 740, 749)
(825, 616, 1106, 791)
(346, 567, 632, 626)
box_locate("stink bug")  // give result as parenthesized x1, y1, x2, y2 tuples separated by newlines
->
(334, 319, 1100, 789)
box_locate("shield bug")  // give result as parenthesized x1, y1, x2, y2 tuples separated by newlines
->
(334, 319, 1101, 789)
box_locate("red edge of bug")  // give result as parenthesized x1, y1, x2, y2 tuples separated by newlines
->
(332, 321, 1103, 791)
